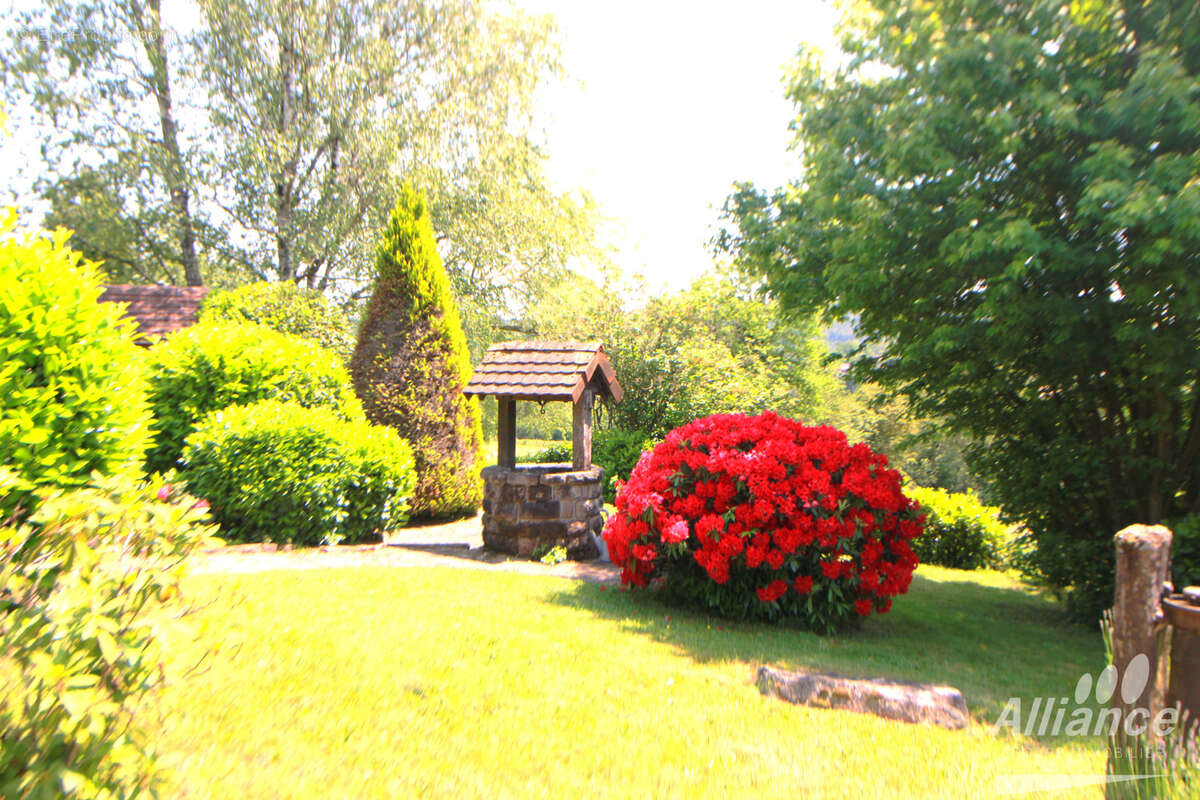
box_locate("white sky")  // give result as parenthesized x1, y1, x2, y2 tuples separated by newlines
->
(520, 0, 839, 291)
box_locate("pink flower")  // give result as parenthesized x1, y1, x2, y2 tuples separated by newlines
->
(156, 484, 172, 502)
(663, 518, 689, 544)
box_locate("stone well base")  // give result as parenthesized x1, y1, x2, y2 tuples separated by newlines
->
(480, 463, 604, 560)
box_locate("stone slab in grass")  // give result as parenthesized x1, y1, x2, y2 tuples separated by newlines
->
(756, 666, 969, 730)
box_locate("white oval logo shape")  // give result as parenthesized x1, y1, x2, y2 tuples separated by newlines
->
(1095, 664, 1118, 704)
(1074, 672, 1094, 705)
(1120, 654, 1150, 705)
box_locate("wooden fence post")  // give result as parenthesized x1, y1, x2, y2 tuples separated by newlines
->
(1111, 524, 1172, 748)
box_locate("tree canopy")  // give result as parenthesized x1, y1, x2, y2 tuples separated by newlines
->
(3, 0, 597, 317)
(723, 0, 1200, 619)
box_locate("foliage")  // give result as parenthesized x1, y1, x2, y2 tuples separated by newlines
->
(1101, 612, 1200, 799)
(200, 281, 356, 361)
(534, 543, 567, 565)
(350, 186, 483, 519)
(0, 470, 212, 799)
(905, 486, 1007, 570)
(527, 273, 836, 440)
(4, 0, 211, 285)
(603, 412, 924, 633)
(0, 215, 151, 515)
(144, 322, 361, 473)
(5, 0, 598, 300)
(722, 0, 1200, 621)
(194, 0, 597, 298)
(1171, 515, 1200, 591)
(528, 428, 658, 503)
(181, 401, 415, 546)
(152, 566, 1106, 798)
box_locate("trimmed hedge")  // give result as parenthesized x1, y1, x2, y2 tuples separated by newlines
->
(200, 282, 355, 361)
(906, 485, 1008, 570)
(0, 220, 151, 514)
(144, 322, 361, 473)
(181, 400, 416, 546)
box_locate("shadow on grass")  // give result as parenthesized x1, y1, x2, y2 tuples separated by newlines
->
(544, 569, 1106, 748)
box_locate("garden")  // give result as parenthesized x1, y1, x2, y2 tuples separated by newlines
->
(2, 0, 1199, 798)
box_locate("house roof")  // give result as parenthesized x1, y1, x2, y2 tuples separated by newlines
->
(99, 284, 210, 345)
(463, 340, 623, 403)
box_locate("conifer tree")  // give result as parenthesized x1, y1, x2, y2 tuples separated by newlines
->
(351, 185, 483, 519)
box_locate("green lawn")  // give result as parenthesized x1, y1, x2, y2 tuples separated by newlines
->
(158, 565, 1107, 798)
(481, 438, 558, 466)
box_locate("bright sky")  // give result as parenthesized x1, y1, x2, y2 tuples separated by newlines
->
(520, 0, 839, 292)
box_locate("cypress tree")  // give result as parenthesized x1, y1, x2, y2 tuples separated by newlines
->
(351, 185, 483, 519)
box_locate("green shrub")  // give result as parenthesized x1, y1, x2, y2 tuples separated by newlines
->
(200, 282, 355, 361)
(181, 400, 416, 546)
(1171, 515, 1200, 591)
(0, 470, 212, 797)
(907, 485, 1008, 570)
(527, 428, 658, 503)
(144, 322, 361, 473)
(350, 185, 483, 519)
(0, 216, 151, 513)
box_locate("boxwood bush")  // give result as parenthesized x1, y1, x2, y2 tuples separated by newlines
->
(200, 282, 355, 361)
(0, 219, 152, 514)
(144, 322, 361, 473)
(181, 400, 416, 546)
(906, 485, 1008, 570)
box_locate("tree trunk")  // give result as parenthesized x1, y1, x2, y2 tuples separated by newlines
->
(139, 0, 202, 286)
(275, 24, 296, 282)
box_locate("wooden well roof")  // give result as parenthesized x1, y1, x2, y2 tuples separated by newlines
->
(464, 341, 623, 403)
(100, 284, 209, 345)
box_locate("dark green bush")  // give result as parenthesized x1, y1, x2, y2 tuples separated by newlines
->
(181, 400, 416, 546)
(200, 281, 355, 361)
(0, 219, 151, 513)
(1172, 515, 1200, 591)
(144, 322, 361, 473)
(350, 185, 483, 519)
(0, 470, 213, 797)
(528, 428, 658, 503)
(906, 485, 1008, 570)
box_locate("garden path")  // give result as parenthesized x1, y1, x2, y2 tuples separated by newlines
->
(191, 513, 621, 585)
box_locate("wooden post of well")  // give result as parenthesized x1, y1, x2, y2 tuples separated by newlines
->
(497, 396, 516, 469)
(572, 389, 593, 470)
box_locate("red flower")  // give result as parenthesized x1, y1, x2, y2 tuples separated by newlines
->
(600, 411, 924, 628)
(756, 579, 788, 604)
(662, 518, 689, 544)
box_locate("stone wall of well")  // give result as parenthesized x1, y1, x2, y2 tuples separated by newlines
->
(480, 464, 604, 560)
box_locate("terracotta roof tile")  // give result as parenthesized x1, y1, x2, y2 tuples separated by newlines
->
(100, 284, 209, 345)
(464, 341, 623, 403)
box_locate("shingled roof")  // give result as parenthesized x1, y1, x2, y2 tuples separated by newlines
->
(99, 284, 209, 345)
(464, 341, 623, 403)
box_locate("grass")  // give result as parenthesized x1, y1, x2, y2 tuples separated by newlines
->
(157, 565, 1108, 799)
(481, 438, 558, 466)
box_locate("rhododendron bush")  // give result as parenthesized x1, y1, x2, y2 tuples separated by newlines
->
(602, 412, 924, 632)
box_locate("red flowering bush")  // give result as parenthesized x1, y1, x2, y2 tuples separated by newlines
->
(602, 412, 924, 632)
